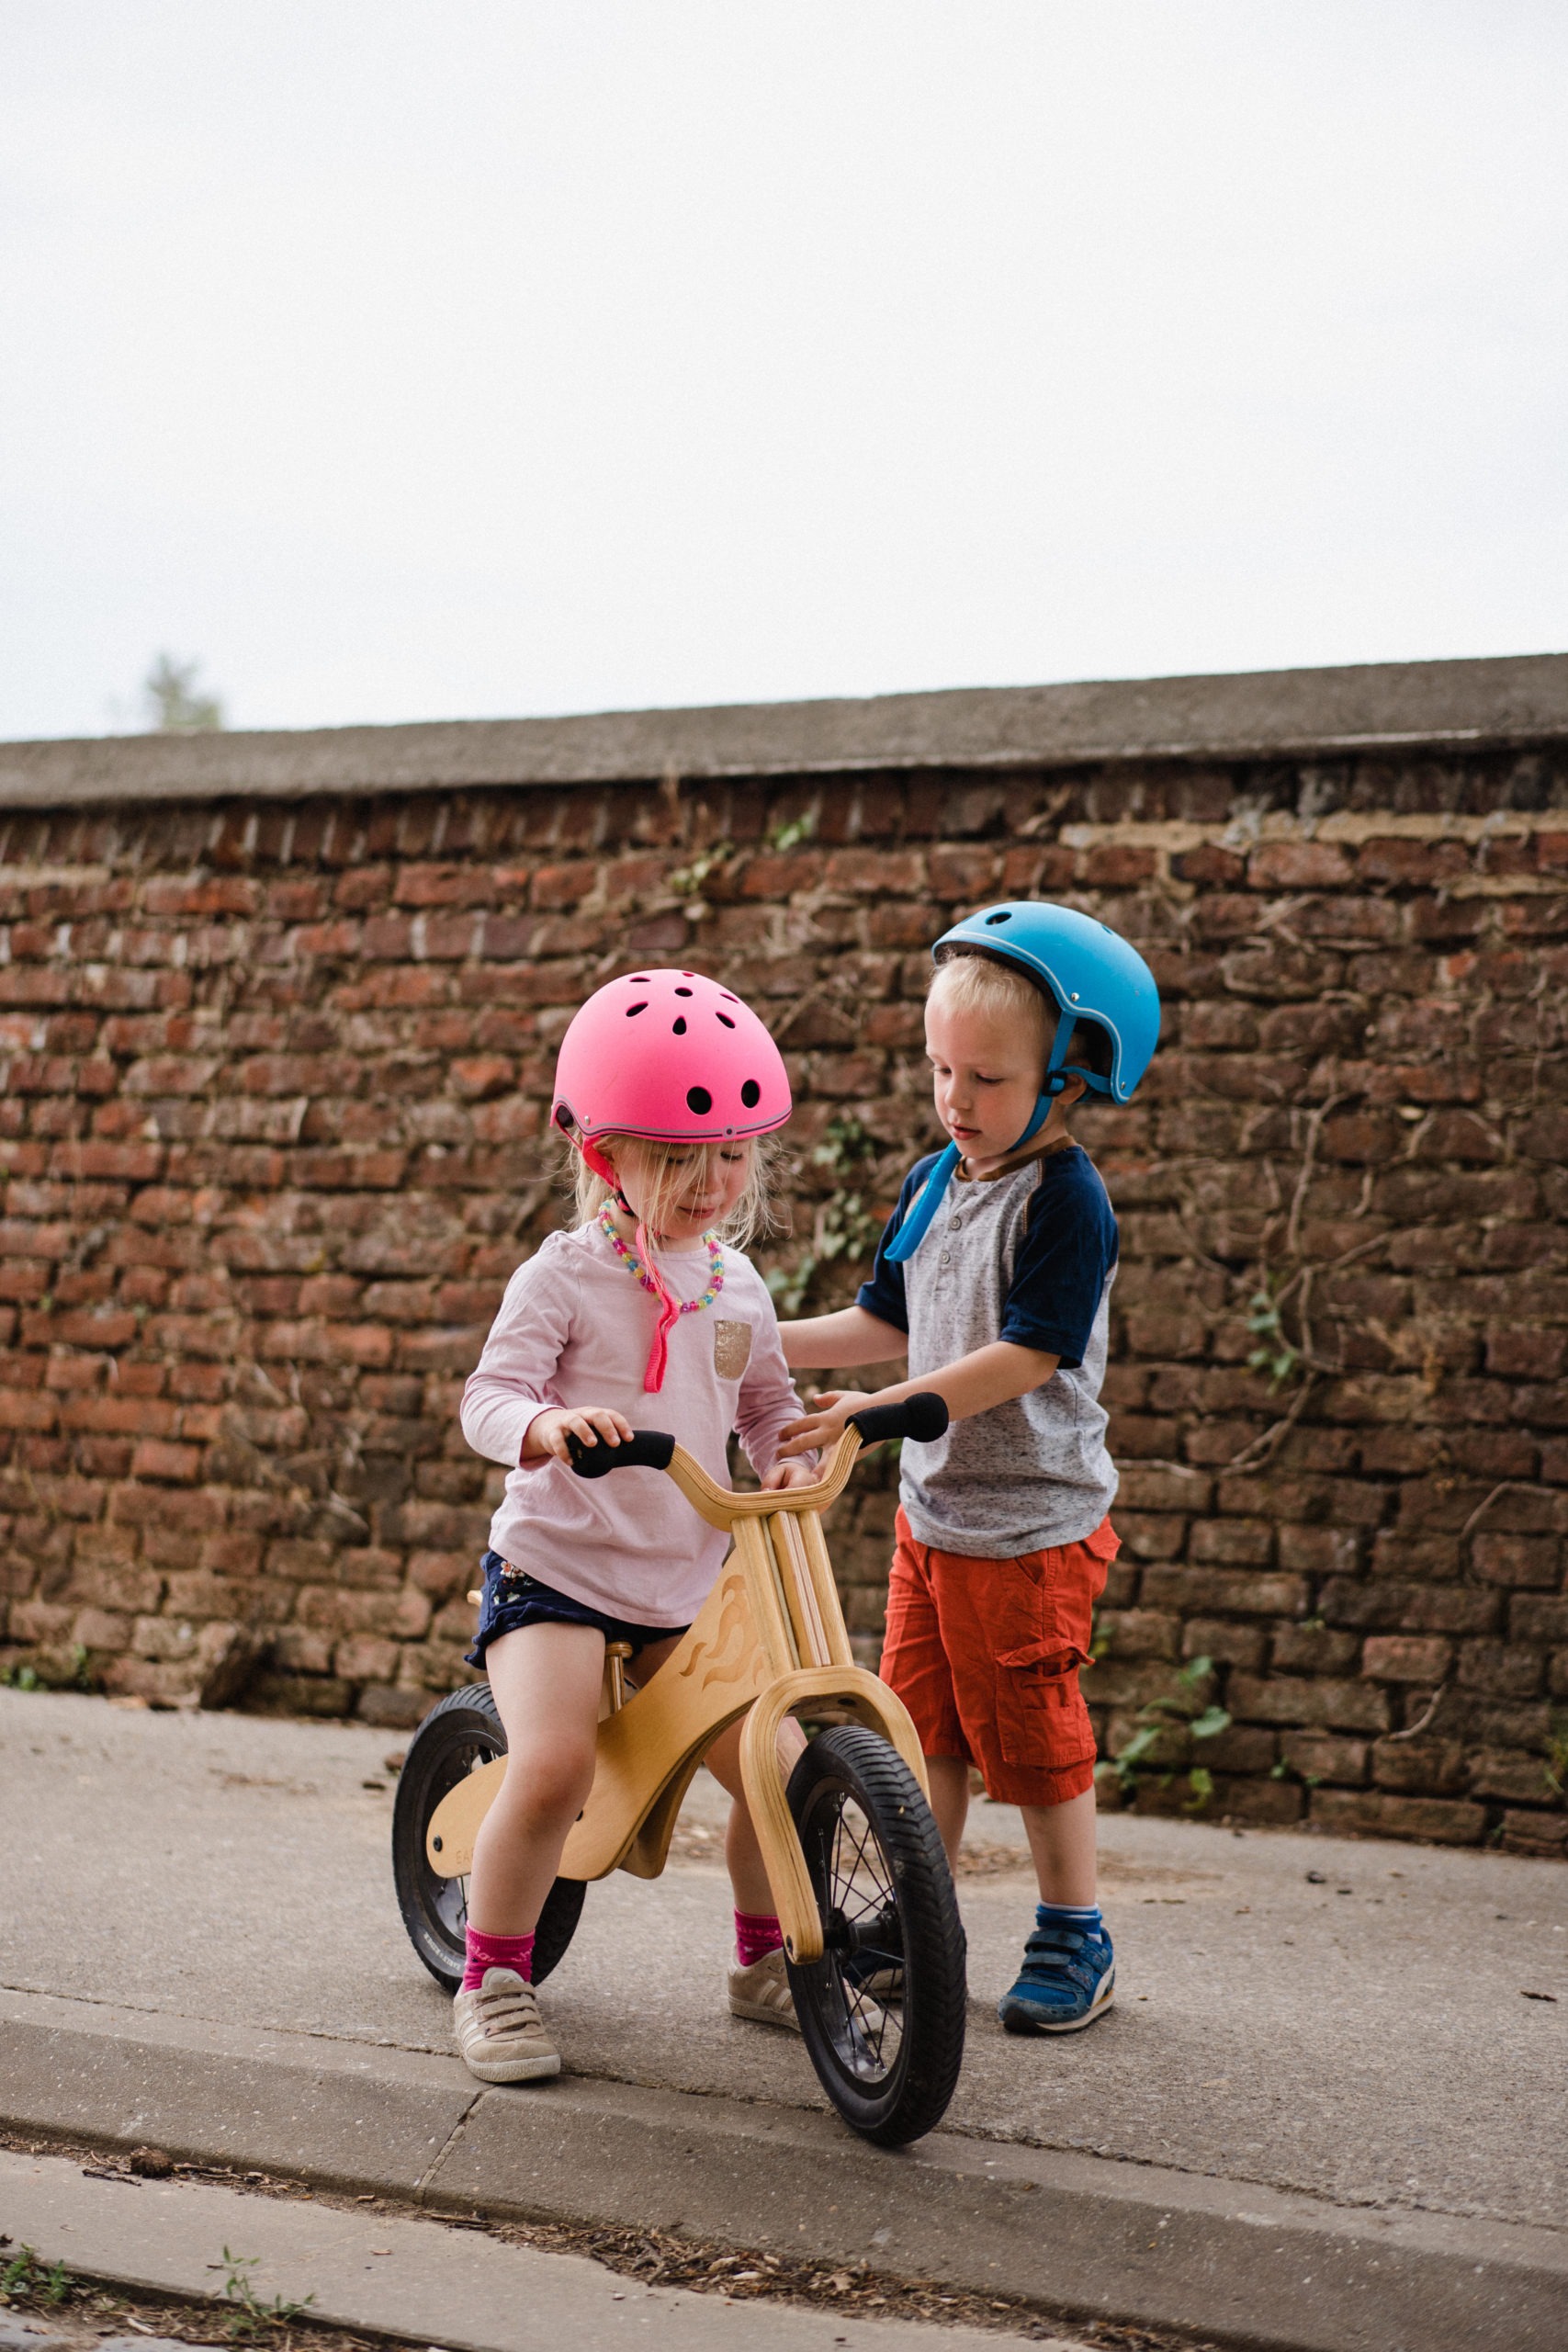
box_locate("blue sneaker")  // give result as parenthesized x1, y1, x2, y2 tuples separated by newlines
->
(998, 1905, 1115, 2034)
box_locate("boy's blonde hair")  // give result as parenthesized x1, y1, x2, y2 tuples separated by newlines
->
(927, 949, 1052, 1057)
(928, 947, 1115, 1087)
(569, 1132, 781, 1254)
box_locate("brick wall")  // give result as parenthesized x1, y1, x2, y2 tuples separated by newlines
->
(1, 727, 1565, 1854)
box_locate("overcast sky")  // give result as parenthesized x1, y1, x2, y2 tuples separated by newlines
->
(2, 2, 1564, 740)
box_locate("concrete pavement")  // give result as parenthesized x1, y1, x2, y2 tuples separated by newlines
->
(0, 2149, 1079, 2352)
(3, 1689, 1566, 2348)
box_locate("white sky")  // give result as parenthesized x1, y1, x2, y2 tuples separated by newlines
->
(2, 2, 1565, 740)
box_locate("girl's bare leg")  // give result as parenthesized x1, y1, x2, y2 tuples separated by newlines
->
(617, 1632, 804, 1920)
(466, 1623, 605, 1937)
(703, 1713, 807, 1917)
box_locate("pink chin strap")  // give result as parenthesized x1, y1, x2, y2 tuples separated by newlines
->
(578, 1136, 680, 1393)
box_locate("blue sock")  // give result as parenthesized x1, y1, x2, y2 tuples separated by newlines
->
(1036, 1902, 1103, 1932)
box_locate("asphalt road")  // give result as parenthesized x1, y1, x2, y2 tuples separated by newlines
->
(4, 1686, 1563, 2233)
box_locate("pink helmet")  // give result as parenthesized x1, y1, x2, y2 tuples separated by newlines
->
(551, 969, 792, 1159)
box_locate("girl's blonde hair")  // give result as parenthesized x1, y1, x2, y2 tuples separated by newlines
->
(568, 1131, 782, 1253)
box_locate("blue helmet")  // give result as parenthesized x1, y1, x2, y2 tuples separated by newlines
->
(933, 899, 1161, 1106)
(885, 899, 1160, 1266)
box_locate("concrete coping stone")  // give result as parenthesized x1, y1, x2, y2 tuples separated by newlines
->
(2, 651, 1566, 811)
(2, 1987, 1564, 2352)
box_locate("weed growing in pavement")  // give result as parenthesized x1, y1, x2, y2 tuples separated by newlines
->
(1097, 1655, 1233, 1813)
(0, 2243, 73, 2307)
(213, 2247, 315, 2340)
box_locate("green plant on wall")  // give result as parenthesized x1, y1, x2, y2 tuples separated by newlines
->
(1246, 1277, 1302, 1387)
(1544, 1714, 1568, 1803)
(765, 1114, 883, 1317)
(1096, 1655, 1232, 1813)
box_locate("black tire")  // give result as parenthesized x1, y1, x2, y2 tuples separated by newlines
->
(784, 1725, 966, 2145)
(391, 1682, 585, 1993)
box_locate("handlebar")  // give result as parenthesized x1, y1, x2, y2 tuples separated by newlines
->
(562, 1392, 948, 1481)
(565, 1428, 677, 1478)
(847, 1391, 949, 1446)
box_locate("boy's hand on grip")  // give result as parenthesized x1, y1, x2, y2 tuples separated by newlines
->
(774, 1389, 871, 1457)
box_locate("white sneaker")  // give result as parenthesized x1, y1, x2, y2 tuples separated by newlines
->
(453, 1967, 561, 2083)
(728, 1946, 800, 2031)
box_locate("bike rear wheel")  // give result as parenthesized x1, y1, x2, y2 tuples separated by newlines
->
(784, 1724, 966, 2145)
(391, 1682, 585, 1992)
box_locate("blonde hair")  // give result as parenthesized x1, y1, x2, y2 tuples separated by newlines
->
(568, 1130, 782, 1254)
(928, 949, 1052, 1057)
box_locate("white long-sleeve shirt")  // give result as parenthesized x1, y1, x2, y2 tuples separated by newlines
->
(460, 1221, 807, 1624)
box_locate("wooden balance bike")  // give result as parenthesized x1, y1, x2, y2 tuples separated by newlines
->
(391, 1394, 966, 2144)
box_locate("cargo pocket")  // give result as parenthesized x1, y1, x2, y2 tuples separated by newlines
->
(994, 1636, 1097, 1769)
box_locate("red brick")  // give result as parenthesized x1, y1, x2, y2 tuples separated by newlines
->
(1247, 841, 1354, 890)
(130, 1438, 204, 1483)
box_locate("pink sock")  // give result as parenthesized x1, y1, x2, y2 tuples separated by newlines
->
(462, 1927, 536, 1992)
(735, 1908, 784, 1968)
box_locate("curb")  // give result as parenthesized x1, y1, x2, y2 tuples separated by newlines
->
(3, 1988, 1564, 2352)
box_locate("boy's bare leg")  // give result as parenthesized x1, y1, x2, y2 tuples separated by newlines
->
(1020, 1786, 1098, 1908)
(925, 1754, 971, 1864)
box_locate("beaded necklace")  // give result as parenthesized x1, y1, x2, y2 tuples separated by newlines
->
(597, 1204, 725, 1317)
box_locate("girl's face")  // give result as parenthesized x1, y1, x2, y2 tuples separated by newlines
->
(608, 1137, 755, 1242)
(925, 994, 1044, 1172)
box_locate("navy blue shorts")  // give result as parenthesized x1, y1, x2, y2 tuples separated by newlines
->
(465, 1551, 689, 1670)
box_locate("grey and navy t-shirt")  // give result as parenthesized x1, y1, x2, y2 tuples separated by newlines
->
(856, 1143, 1119, 1557)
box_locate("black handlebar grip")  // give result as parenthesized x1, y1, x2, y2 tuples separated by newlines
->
(564, 1428, 677, 1478)
(847, 1391, 950, 1447)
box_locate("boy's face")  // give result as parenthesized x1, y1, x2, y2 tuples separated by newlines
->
(924, 995, 1045, 1172)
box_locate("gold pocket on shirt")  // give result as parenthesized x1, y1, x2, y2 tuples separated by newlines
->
(713, 1318, 751, 1379)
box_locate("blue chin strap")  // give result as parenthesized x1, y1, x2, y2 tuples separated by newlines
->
(886, 1010, 1079, 1266)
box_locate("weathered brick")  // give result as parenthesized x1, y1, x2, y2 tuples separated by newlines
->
(1308, 1789, 1486, 1846)
(1141, 1567, 1309, 1618)
(1361, 1634, 1452, 1684)
(1227, 1675, 1391, 1733)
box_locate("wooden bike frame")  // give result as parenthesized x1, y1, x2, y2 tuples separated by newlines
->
(423, 1426, 926, 1965)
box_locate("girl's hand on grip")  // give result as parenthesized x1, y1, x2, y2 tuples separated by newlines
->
(761, 1454, 818, 1491)
(525, 1406, 635, 1464)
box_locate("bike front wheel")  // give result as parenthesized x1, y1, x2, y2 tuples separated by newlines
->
(784, 1724, 966, 2145)
(391, 1682, 585, 1992)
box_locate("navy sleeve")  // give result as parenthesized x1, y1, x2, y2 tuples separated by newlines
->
(999, 1150, 1119, 1370)
(853, 1153, 941, 1337)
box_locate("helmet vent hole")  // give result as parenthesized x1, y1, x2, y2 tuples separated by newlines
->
(985, 910, 1011, 925)
(629, 976, 651, 983)
(674, 986, 693, 997)
(625, 1002, 648, 1017)
(671, 1017, 687, 1035)
(686, 1087, 713, 1115)
(740, 1079, 761, 1109)
(716, 1012, 735, 1029)
(720, 992, 739, 1002)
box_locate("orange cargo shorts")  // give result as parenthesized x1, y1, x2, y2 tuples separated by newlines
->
(879, 1506, 1120, 1809)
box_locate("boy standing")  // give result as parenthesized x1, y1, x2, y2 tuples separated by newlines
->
(776, 901, 1159, 2032)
